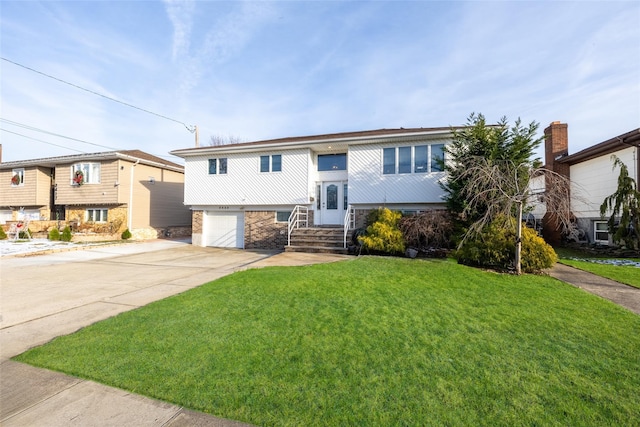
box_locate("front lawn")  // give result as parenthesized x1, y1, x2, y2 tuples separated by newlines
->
(556, 248, 640, 289)
(15, 257, 640, 426)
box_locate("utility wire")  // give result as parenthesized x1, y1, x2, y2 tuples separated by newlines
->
(1, 118, 120, 151)
(1, 128, 87, 153)
(1, 57, 196, 133)
(1, 118, 183, 162)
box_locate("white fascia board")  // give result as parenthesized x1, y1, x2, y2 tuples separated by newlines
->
(171, 129, 452, 158)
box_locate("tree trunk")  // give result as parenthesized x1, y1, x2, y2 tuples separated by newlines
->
(515, 201, 523, 275)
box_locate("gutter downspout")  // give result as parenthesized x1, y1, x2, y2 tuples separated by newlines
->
(128, 159, 140, 230)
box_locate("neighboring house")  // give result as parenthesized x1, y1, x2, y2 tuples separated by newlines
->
(0, 149, 191, 238)
(541, 122, 640, 245)
(171, 127, 454, 250)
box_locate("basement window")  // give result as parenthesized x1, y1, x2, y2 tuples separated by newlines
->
(86, 209, 108, 223)
(276, 211, 291, 222)
(594, 221, 609, 244)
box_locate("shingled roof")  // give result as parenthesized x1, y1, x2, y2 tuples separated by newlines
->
(0, 149, 183, 171)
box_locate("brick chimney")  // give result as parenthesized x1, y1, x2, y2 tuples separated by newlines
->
(544, 121, 570, 177)
(542, 122, 570, 246)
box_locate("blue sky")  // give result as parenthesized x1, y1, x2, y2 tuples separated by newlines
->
(1, 1, 638, 163)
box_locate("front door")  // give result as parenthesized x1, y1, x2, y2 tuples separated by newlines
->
(321, 181, 344, 225)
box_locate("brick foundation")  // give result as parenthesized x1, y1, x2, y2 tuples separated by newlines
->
(244, 211, 288, 249)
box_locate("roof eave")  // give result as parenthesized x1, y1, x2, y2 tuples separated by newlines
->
(170, 127, 455, 158)
(558, 128, 640, 165)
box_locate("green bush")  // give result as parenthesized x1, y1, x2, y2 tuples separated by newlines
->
(358, 208, 405, 255)
(0, 227, 6, 240)
(61, 226, 72, 242)
(455, 217, 557, 273)
(521, 226, 557, 273)
(121, 228, 132, 240)
(48, 228, 61, 241)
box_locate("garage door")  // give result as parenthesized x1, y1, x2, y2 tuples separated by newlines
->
(205, 211, 244, 248)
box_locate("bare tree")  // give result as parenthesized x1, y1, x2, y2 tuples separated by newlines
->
(456, 157, 575, 274)
(207, 134, 245, 146)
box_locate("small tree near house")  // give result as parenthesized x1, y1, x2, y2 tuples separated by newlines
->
(443, 114, 574, 274)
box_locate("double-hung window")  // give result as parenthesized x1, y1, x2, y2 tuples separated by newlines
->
(11, 168, 25, 186)
(208, 158, 228, 175)
(86, 208, 108, 222)
(383, 144, 445, 175)
(260, 155, 282, 173)
(383, 148, 396, 174)
(72, 163, 100, 184)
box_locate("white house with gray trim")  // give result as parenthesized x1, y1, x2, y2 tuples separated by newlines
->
(171, 127, 454, 250)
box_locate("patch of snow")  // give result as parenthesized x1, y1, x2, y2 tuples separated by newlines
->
(569, 257, 640, 268)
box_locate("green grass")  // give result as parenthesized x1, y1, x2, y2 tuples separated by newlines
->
(15, 257, 640, 426)
(556, 248, 640, 289)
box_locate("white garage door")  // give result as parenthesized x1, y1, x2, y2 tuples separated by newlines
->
(205, 211, 244, 248)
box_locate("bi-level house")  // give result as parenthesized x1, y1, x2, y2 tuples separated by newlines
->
(541, 122, 640, 245)
(171, 127, 454, 251)
(0, 149, 191, 238)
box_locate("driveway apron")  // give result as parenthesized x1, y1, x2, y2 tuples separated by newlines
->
(0, 240, 348, 426)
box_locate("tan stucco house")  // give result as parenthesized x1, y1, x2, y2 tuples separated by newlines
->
(0, 149, 191, 239)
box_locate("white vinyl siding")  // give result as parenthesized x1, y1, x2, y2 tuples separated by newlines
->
(349, 142, 448, 205)
(570, 147, 635, 219)
(185, 149, 310, 206)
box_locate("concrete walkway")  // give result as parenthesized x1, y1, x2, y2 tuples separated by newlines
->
(549, 263, 640, 315)
(0, 240, 350, 427)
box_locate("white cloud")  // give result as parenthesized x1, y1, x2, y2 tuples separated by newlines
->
(163, 0, 194, 61)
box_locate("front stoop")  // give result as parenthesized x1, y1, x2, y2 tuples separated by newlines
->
(286, 227, 351, 254)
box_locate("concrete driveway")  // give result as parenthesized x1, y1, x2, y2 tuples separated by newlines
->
(0, 240, 349, 426)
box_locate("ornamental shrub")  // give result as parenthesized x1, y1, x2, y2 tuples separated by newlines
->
(0, 227, 7, 240)
(520, 226, 557, 273)
(358, 208, 405, 255)
(48, 228, 61, 241)
(121, 228, 132, 240)
(455, 216, 557, 273)
(61, 226, 72, 242)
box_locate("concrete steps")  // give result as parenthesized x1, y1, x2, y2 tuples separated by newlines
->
(286, 227, 350, 254)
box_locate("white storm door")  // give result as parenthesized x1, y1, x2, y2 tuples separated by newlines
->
(321, 182, 343, 225)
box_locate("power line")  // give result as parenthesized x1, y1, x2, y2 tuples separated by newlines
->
(0, 118, 120, 151)
(1, 119, 184, 162)
(1, 57, 196, 133)
(1, 128, 87, 153)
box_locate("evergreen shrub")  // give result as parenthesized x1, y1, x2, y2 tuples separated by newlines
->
(358, 208, 405, 255)
(61, 226, 72, 242)
(48, 228, 61, 241)
(121, 229, 132, 240)
(455, 216, 557, 273)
